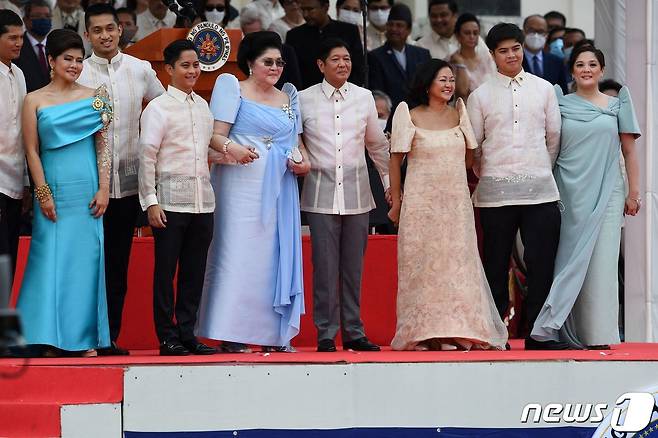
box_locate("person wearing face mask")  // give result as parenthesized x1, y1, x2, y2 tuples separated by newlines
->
(562, 27, 586, 63)
(368, 3, 430, 110)
(77, 4, 165, 356)
(521, 14, 568, 94)
(15, 0, 52, 92)
(197, 0, 240, 29)
(365, 0, 390, 50)
(116, 7, 137, 49)
(336, 0, 360, 27)
(547, 26, 565, 60)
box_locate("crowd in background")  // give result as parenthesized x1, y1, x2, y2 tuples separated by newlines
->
(0, 0, 640, 357)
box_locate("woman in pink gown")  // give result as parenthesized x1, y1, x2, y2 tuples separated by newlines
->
(387, 59, 507, 351)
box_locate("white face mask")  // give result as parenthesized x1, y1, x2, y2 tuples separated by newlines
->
(378, 118, 388, 131)
(368, 8, 389, 27)
(338, 9, 362, 26)
(525, 32, 547, 51)
(205, 10, 225, 24)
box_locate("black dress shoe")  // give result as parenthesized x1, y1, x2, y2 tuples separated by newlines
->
(317, 339, 336, 352)
(343, 337, 380, 351)
(159, 341, 190, 356)
(183, 341, 217, 355)
(97, 341, 130, 356)
(525, 338, 578, 350)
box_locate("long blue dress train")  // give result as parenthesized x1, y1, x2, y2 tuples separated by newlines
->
(196, 74, 304, 347)
(531, 85, 641, 347)
(17, 93, 112, 351)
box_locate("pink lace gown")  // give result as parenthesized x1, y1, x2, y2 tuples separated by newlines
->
(389, 99, 507, 351)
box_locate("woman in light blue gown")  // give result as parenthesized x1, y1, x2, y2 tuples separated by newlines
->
(196, 32, 309, 352)
(531, 45, 641, 349)
(18, 29, 112, 356)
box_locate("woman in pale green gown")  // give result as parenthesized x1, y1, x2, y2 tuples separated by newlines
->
(531, 45, 641, 349)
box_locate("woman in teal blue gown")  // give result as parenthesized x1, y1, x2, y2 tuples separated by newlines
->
(17, 29, 113, 356)
(531, 45, 641, 349)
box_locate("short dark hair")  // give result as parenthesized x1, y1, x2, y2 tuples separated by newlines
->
(427, 0, 457, 14)
(163, 38, 197, 66)
(336, 0, 355, 8)
(236, 31, 282, 76)
(115, 7, 137, 23)
(317, 37, 349, 61)
(485, 22, 524, 51)
(573, 38, 595, 51)
(544, 10, 566, 26)
(564, 27, 586, 38)
(522, 14, 544, 30)
(0, 9, 24, 36)
(46, 29, 85, 59)
(407, 59, 454, 107)
(24, 0, 51, 19)
(547, 26, 565, 42)
(599, 79, 622, 94)
(368, 0, 394, 6)
(454, 12, 479, 36)
(85, 4, 120, 30)
(568, 43, 605, 72)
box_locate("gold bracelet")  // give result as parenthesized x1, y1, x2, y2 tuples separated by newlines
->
(35, 184, 52, 203)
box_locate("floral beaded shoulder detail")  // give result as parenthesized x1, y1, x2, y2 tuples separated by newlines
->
(92, 84, 113, 126)
(92, 85, 113, 187)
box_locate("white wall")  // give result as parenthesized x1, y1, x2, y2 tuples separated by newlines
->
(522, 0, 595, 37)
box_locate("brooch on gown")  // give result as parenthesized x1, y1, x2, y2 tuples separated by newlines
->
(262, 135, 273, 150)
(91, 85, 114, 179)
(281, 104, 294, 120)
(92, 84, 113, 127)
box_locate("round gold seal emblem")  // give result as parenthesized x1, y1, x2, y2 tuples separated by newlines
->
(186, 22, 231, 72)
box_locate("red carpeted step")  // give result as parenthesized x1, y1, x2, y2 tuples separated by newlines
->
(0, 402, 61, 437)
(0, 365, 123, 404)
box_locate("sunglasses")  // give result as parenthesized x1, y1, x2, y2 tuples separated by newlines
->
(260, 58, 286, 68)
(205, 5, 225, 11)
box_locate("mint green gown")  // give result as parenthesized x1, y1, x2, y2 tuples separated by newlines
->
(17, 93, 112, 351)
(531, 85, 640, 347)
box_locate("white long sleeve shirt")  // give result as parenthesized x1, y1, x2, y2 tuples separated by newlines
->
(467, 70, 561, 207)
(0, 62, 27, 199)
(78, 51, 165, 198)
(138, 86, 215, 213)
(299, 80, 390, 215)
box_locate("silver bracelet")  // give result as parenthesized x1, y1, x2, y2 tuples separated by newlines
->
(222, 138, 233, 154)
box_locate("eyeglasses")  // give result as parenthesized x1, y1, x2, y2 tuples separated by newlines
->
(260, 58, 286, 68)
(205, 5, 225, 11)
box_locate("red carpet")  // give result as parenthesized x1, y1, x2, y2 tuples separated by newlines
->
(2, 341, 658, 367)
(10, 236, 399, 349)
